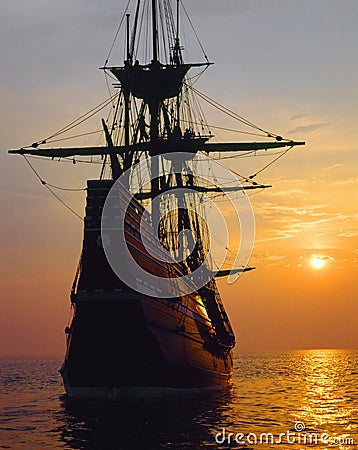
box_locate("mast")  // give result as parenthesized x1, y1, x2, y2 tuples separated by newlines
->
(149, 102, 161, 229)
(124, 14, 131, 171)
(152, 0, 158, 62)
(130, 0, 141, 63)
(101, 119, 122, 179)
(176, 0, 180, 42)
(7, 0, 306, 235)
(149, 0, 161, 229)
(126, 14, 130, 62)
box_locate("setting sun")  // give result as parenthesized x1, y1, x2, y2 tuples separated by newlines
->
(311, 256, 326, 269)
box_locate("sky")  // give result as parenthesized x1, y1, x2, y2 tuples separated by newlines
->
(1, 0, 357, 356)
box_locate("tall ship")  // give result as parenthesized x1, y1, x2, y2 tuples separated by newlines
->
(9, 0, 304, 398)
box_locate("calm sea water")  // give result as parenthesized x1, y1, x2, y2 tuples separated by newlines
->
(0, 350, 357, 449)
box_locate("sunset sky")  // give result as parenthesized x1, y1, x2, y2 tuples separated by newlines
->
(1, 0, 357, 356)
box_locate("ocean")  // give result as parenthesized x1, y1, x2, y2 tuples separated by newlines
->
(0, 350, 357, 449)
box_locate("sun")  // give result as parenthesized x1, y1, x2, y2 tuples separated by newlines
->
(311, 256, 326, 269)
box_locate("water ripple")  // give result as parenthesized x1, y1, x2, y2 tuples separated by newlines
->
(0, 351, 357, 449)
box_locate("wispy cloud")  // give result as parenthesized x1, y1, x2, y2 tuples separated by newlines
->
(251, 252, 285, 261)
(267, 255, 285, 261)
(254, 202, 330, 219)
(337, 231, 358, 238)
(265, 188, 309, 197)
(332, 177, 358, 186)
(309, 254, 335, 262)
(255, 199, 358, 242)
(290, 113, 311, 121)
(322, 163, 343, 173)
(288, 123, 329, 134)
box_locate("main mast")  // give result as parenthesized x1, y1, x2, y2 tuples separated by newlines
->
(149, 0, 161, 229)
(152, 0, 158, 62)
(8, 0, 305, 228)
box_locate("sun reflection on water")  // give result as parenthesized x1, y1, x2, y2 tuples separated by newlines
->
(294, 349, 357, 435)
(1, 353, 357, 449)
(231, 350, 357, 449)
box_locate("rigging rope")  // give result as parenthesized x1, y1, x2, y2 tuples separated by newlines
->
(180, 119, 265, 138)
(29, 93, 120, 148)
(27, 155, 109, 165)
(179, 1, 209, 62)
(104, 0, 132, 65)
(187, 84, 284, 139)
(39, 130, 103, 144)
(23, 155, 84, 221)
(250, 147, 293, 178)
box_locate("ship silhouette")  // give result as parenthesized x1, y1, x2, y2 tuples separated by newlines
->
(9, 0, 304, 398)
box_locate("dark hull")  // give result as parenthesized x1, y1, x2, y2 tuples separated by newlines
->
(61, 294, 233, 398)
(60, 180, 234, 398)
